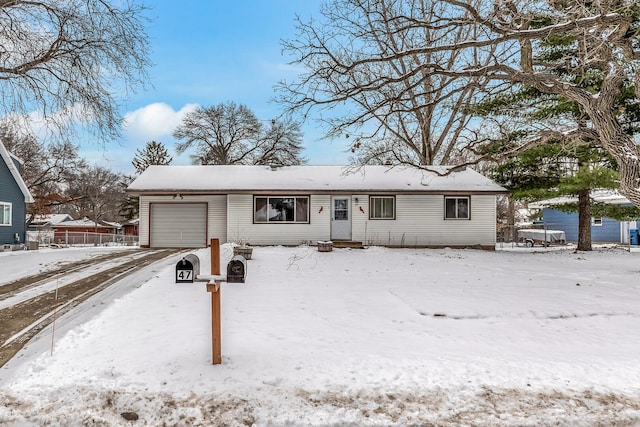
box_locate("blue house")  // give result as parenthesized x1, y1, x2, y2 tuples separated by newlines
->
(0, 139, 34, 247)
(531, 191, 638, 244)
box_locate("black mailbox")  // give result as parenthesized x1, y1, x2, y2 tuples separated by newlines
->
(227, 255, 247, 283)
(176, 254, 200, 283)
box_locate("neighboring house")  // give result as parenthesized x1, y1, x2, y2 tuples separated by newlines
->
(122, 218, 139, 236)
(28, 213, 75, 230)
(52, 217, 120, 246)
(0, 139, 34, 247)
(127, 165, 507, 249)
(530, 190, 639, 244)
(102, 220, 123, 233)
(53, 217, 119, 234)
(27, 213, 74, 245)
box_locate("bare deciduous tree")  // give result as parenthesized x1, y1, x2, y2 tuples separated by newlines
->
(257, 118, 307, 166)
(174, 102, 306, 166)
(0, 122, 87, 219)
(278, 0, 493, 167)
(301, 0, 640, 207)
(456, 0, 640, 207)
(281, 0, 640, 207)
(0, 0, 150, 142)
(66, 165, 124, 226)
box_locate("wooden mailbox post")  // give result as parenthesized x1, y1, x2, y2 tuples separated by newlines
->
(207, 238, 223, 365)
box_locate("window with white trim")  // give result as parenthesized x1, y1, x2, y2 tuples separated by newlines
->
(254, 196, 309, 223)
(369, 196, 395, 220)
(445, 196, 470, 220)
(592, 217, 603, 226)
(0, 202, 11, 226)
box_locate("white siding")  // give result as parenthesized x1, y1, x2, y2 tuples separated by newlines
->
(227, 194, 331, 246)
(208, 196, 227, 244)
(138, 193, 496, 248)
(139, 195, 227, 247)
(352, 194, 496, 247)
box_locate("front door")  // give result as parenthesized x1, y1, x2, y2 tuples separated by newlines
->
(331, 196, 351, 240)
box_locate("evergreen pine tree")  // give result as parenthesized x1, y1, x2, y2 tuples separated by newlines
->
(132, 141, 173, 175)
(478, 10, 640, 251)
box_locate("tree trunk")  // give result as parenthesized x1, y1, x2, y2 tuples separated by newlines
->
(584, 85, 640, 209)
(576, 189, 592, 251)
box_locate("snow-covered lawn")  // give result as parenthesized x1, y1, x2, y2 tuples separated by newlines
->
(1, 244, 640, 426)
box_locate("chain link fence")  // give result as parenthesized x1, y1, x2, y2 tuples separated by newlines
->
(497, 220, 636, 249)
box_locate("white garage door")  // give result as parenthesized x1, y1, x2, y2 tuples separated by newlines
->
(150, 203, 207, 248)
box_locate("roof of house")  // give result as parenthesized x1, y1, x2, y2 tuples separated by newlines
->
(0, 139, 34, 203)
(53, 217, 119, 229)
(28, 213, 74, 226)
(127, 165, 507, 194)
(529, 189, 632, 208)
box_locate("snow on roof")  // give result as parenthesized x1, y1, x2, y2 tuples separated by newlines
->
(103, 220, 122, 228)
(0, 138, 34, 203)
(529, 189, 631, 208)
(28, 213, 74, 225)
(127, 165, 507, 194)
(54, 217, 118, 228)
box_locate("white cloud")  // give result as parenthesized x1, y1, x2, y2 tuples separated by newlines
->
(123, 102, 198, 141)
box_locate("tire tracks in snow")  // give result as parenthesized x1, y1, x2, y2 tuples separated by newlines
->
(0, 249, 179, 369)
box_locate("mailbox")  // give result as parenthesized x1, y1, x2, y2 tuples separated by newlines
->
(227, 255, 247, 283)
(176, 254, 200, 283)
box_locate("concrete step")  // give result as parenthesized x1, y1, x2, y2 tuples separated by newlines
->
(331, 240, 364, 249)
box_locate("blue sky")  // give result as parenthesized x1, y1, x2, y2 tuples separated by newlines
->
(84, 0, 351, 174)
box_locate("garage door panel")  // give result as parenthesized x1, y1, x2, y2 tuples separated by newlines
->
(151, 203, 206, 248)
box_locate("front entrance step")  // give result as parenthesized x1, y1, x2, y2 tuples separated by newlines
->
(331, 240, 364, 249)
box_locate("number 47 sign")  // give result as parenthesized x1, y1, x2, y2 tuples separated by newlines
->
(175, 254, 199, 284)
(176, 269, 193, 283)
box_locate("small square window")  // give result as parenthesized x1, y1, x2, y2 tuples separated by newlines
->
(444, 197, 470, 220)
(592, 217, 603, 226)
(370, 196, 395, 220)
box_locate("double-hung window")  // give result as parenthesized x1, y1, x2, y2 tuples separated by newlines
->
(445, 196, 470, 220)
(254, 196, 309, 223)
(0, 202, 11, 226)
(369, 196, 395, 220)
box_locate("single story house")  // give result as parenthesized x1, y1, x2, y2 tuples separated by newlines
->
(53, 217, 119, 234)
(27, 213, 74, 245)
(529, 190, 639, 244)
(28, 213, 75, 231)
(127, 165, 507, 250)
(52, 217, 120, 246)
(0, 139, 34, 247)
(122, 218, 139, 236)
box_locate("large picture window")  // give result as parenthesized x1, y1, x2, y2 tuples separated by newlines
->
(0, 202, 11, 226)
(445, 197, 470, 220)
(254, 196, 309, 223)
(369, 196, 395, 220)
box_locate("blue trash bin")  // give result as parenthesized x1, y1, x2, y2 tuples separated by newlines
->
(630, 229, 639, 246)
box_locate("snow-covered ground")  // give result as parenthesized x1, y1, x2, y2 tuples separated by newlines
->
(1, 244, 639, 426)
